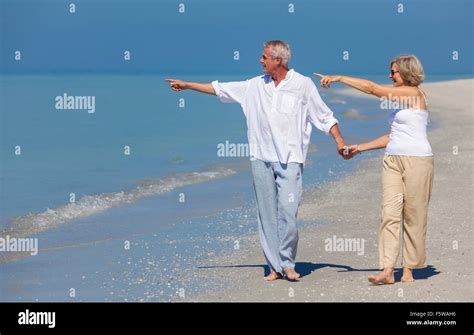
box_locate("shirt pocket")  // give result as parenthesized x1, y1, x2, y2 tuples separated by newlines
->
(279, 94, 299, 116)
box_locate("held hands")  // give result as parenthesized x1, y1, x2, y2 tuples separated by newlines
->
(313, 73, 342, 89)
(165, 79, 190, 91)
(338, 144, 362, 160)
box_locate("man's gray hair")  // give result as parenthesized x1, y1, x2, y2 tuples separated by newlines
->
(264, 40, 291, 67)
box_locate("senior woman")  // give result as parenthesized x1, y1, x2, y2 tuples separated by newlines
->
(315, 55, 434, 285)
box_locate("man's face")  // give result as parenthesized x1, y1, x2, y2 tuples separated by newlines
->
(259, 46, 280, 74)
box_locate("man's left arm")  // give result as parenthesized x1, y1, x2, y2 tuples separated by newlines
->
(329, 123, 348, 157)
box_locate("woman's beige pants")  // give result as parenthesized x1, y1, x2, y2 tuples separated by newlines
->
(379, 154, 434, 269)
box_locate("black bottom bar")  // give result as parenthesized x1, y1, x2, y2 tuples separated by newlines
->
(0, 302, 472, 331)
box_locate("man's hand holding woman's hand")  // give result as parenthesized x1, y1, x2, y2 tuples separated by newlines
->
(339, 144, 362, 160)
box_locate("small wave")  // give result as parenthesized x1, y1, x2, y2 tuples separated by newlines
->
(5, 167, 236, 236)
(342, 108, 366, 120)
(329, 98, 347, 105)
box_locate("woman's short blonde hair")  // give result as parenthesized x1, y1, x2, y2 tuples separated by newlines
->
(391, 54, 425, 86)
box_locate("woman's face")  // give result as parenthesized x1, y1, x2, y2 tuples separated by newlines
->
(389, 63, 405, 87)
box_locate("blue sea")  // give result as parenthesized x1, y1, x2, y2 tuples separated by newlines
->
(0, 73, 465, 301)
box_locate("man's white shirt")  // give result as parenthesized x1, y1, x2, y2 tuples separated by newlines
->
(211, 69, 338, 164)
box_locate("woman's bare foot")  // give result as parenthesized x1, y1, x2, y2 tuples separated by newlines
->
(368, 268, 395, 285)
(284, 268, 301, 281)
(264, 271, 283, 281)
(401, 267, 414, 283)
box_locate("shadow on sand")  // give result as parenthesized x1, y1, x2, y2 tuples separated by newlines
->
(198, 263, 440, 281)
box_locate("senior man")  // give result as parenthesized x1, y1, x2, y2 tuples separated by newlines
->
(166, 40, 347, 281)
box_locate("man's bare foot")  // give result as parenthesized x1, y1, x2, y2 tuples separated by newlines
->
(401, 267, 414, 283)
(264, 271, 282, 281)
(368, 270, 395, 285)
(284, 268, 301, 281)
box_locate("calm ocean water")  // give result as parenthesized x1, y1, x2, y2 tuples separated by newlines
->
(1, 75, 247, 224)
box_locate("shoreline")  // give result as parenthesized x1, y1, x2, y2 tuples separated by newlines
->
(187, 79, 474, 302)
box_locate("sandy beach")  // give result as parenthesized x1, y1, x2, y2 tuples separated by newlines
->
(189, 79, 474, 302)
